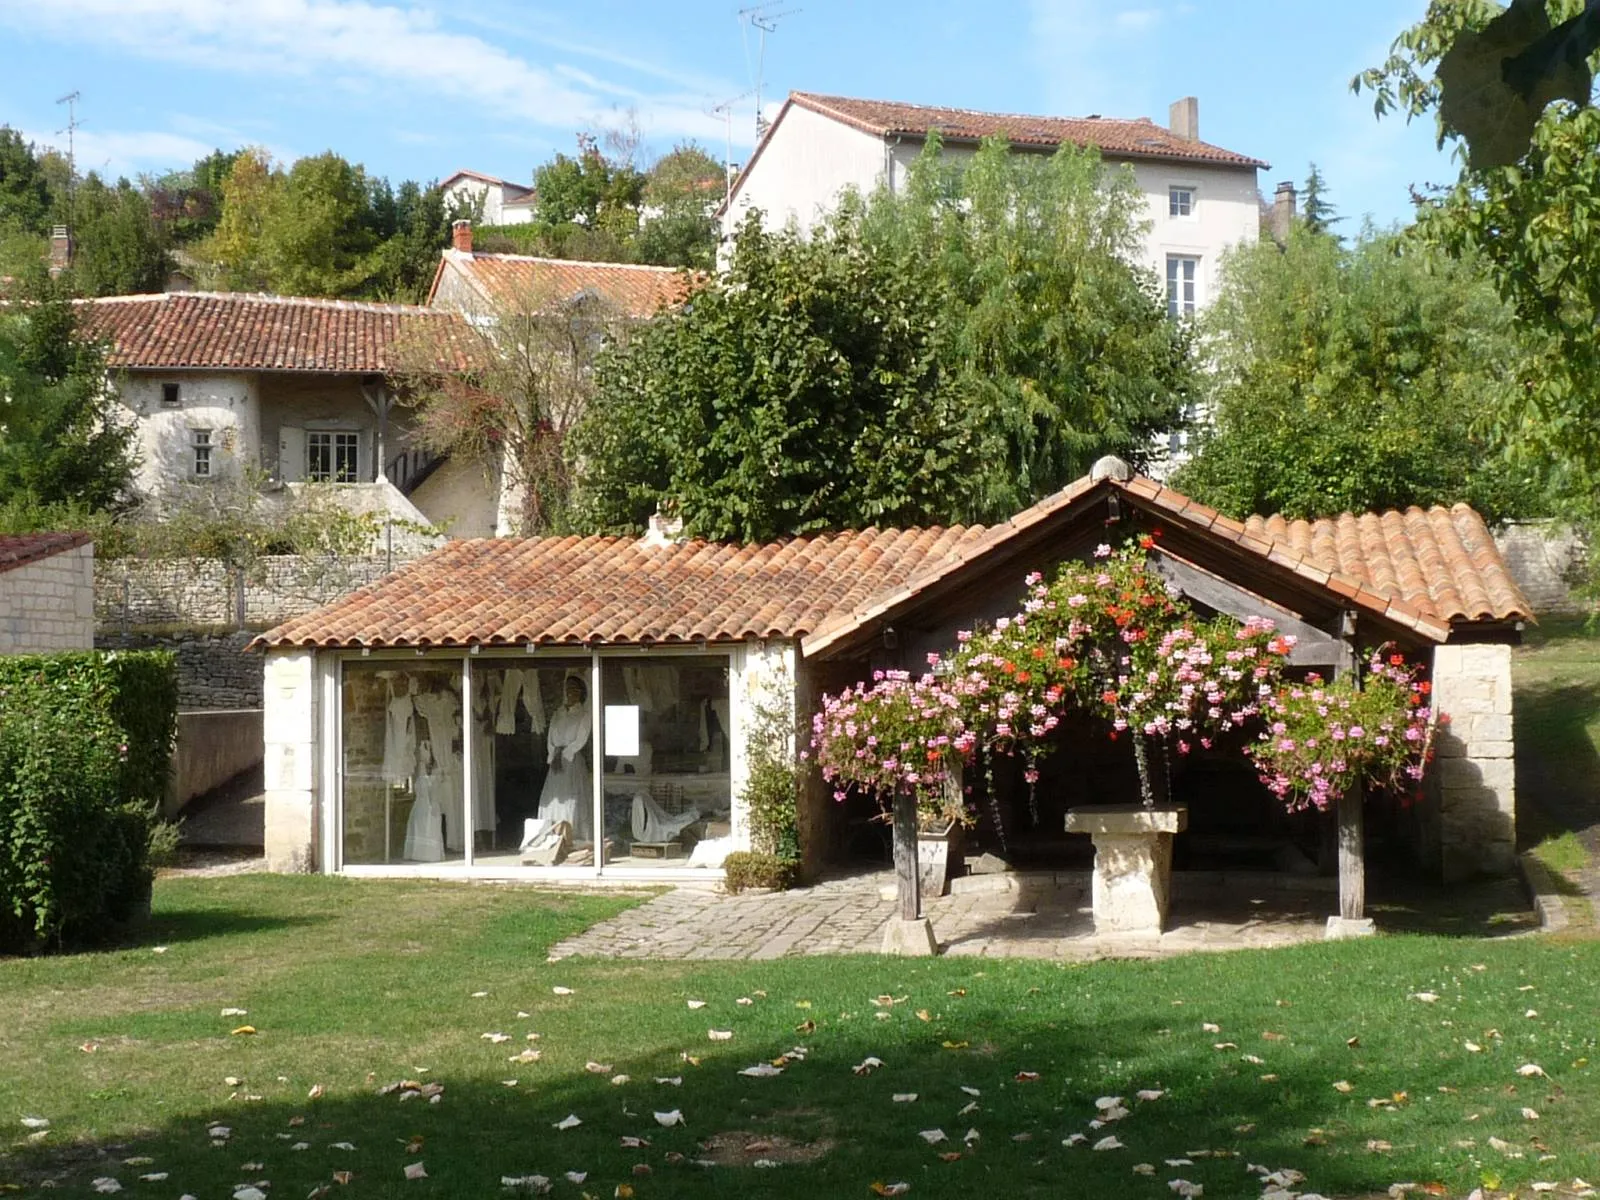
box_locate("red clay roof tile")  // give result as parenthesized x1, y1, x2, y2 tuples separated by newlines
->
(79, 293, 485, 374)
(0, 531, 90, 575)
(433, 251, 696, 320)
(790, 92, 1268, 169)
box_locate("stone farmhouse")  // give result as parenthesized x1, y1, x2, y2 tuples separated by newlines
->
(79, 291, 493, 537)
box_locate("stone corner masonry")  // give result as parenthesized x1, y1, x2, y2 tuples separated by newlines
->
(1429, 642, 1515, 882)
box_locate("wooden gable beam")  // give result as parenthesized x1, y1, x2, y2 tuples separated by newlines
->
(1148, 552, 1346, 667)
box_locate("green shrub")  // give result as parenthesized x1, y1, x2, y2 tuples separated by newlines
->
(0, 650, 176, 951)
(721, 851, 799, 895)
(739, 683, 800, 869)
(0, 715, 152, 950)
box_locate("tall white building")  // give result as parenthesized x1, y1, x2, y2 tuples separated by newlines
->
(721, 92, 1267, 318)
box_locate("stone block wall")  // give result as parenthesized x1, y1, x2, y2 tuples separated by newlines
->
(1430, 642, 1516, 881)
(264, 649, 320, 873)
(96, 553, 423, 631)
(97, 630, 261, 709)
(1493, 520, 1586, 615)
(0, 543, 94, 653)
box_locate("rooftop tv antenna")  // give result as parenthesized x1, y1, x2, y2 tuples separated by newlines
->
(738, 4, 800, 139)
(709, 89, 755, 191)
(56, 90, 81, 224)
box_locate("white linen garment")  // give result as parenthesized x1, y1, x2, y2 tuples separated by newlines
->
(538, 698, 592, 843)
(402, 741, 444, 862)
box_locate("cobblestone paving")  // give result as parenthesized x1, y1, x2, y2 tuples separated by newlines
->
(547, 870, 1335, 962)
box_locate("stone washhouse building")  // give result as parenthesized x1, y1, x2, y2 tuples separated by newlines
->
(254, 462, 1529, 899)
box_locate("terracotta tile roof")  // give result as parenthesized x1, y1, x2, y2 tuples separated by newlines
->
(79, 293, 486, 374)
(0, 532, 90, 575)
(256, 467, 1531, 654)
(791, 92, 1268, 168)
(441, 169, 534, 196)
(803, 472, 1531, 656)
(253, 526, 989, 650)
(431, 251, 696, 320)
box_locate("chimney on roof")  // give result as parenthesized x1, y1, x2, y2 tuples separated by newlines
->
(1269, 181, 1298, 245)
(641, 509, 685, 548)
(451, 219, 473, 254)
(1168, 96, 1199, 142)
(48, 225, 72, 276)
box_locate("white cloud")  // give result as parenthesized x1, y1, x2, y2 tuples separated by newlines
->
(0, 0, 730, 145)
(1114, 9, 1160, 32)
(18, 126, 218, 180)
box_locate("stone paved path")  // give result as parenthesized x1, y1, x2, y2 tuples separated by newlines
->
(547, 870, 1338, 962)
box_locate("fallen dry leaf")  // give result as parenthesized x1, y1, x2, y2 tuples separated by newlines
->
(221, 1007, 247, 1017)
(1408, 992, 1440, 1003)
(740, 1063, 783, 1077)
(1137, 1089, 1164, 1102)
(332, 1171, 353, 1185)
(917, 1129, 947, 1145)
(653, 1109, 685, 1127)
(796, 1020, 816, 1034)
(942, 1040, 969, 1050)
(1518, 1064, 1547, 1078)
(553, 1114, 582, 1131)
(585, 1061, 613, 1074)
(1134, 1163, 1156, 1176)
(708, 1029, 733, 1042)
(737, 997, 754, 1006)
(1333, 1081, 1354, 1093)
(854, 1057, 885, 1076)
(1014, 1071, 1040, 1082)
(1523, 1107, 1542, 1120)
(1093, 1136, 1125, 1151)
(870, 1184, 910, 1197)
(892, 1093, 918, 1103)
(1367, 1139, 1393, 1153)
(402, 1163, 427, 1181)
(551, 986, 574, 996)
(229, 1025, 257, 1036)
(1202, 1022, 1221, 1033)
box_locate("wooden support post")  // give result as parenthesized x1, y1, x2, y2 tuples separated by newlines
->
(893, 788, 921, 921)
(1328, 609, 1372, 935)
(1338, 779, 1365, 920)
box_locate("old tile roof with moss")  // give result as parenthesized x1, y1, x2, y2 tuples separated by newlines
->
(78, 292, 487, 374)
(0, 532, 91, 574)
(789, 92, 1269, 167)
(431, 251, 696, 320)
(255, 470, 1531, 653)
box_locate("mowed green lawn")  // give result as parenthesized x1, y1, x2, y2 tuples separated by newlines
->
(2, 876, 1599, 1199)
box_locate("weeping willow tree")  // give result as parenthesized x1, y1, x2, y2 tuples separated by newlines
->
(860, 134, 1196, 520)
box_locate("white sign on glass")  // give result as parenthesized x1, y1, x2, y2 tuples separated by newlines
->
(604, 704, 640, 756)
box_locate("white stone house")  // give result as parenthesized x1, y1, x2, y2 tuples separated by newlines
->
(721, 92, 1267, 319)
(0, 532, 94, 653)
(440, 169, 538, 227)
(80, 292, 490, 536)
(254, 463, 1527, 892)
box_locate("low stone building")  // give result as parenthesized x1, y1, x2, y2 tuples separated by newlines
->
(0, 533, 94, 654)
(252, 463, 1530, 890)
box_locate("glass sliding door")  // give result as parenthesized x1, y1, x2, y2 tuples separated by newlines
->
(469, 659, 595, 868)
(600, 655, 733, 869)
(340, 662, 464, 866)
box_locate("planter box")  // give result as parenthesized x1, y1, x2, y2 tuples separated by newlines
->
(917, 821, 965, 898)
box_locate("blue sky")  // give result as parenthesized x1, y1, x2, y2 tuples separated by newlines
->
(0, 0, 1454, 227)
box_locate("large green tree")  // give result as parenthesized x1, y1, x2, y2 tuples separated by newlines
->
(1357, 0, 1600, 510)
(1172, 224, 1542, 521)
(67, 174, 169, 296)
(861, 135, 1193, 518)
(0, 274, 137, 510)
(571, 136, 1191, 541)
(635, 143, 726, 270)
(569, 211, 973, 541)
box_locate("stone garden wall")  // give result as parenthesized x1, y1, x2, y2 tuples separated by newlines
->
(1430, 642, 1516, 881)
(94, 553, 423, 711)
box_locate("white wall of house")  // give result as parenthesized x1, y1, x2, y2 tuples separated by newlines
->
(722, 103, 889, 236)
(116, 371, 261, 495)
(410, 453, 502, 539)
(729, 637, 798, 852)
(728, 112, 1260, 313)
(445, 179, 534, 227)
(0, 543, 94, 653)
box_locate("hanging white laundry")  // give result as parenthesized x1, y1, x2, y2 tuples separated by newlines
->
(383, 678, 416, 784)
(472, 679, 497, 836)
(631, 791, 698, 843)
(412, 684, 464, 850)
(494, 671, 521, 735)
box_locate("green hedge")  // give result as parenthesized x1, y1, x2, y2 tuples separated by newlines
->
(0, 650, 177, 950)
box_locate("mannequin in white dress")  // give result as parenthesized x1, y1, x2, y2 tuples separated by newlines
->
(383, 675, 417, 784)
(538, 675, 592, 843)
(402, 739, 444, 861)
